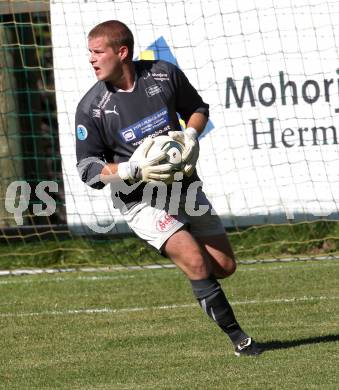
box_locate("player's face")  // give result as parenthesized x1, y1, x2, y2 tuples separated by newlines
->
(88, 36, 123, 84)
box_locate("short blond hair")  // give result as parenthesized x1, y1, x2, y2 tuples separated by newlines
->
(88, 20, 134, 59)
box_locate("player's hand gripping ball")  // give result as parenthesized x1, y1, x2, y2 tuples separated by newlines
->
(118, 135, 184, 184)
(146, 135, 184, 172)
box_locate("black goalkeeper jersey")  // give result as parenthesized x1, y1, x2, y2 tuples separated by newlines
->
(75, 60, 209, 207)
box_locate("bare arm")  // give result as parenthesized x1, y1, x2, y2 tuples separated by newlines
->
(100, 163, 119, 184)
(186, 112, 208, 136)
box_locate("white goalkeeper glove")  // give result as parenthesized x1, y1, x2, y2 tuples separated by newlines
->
(117, 137, 175, 184)
(168, 127, 199, 177)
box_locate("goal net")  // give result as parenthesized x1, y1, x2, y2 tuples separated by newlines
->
(1, 0, 339, 266)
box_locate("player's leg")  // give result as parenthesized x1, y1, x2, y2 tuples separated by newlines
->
(183, 189, 261, 355)
(162, 228, 211, 279)
(185, 187, 237, 279)
(121, 201, 260, 356)
(196, 233, 236, 279)
(163, 229, 260, 355)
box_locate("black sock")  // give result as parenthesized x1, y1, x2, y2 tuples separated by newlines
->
(190, 276, 248, 346)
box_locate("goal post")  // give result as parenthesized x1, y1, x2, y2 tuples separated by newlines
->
(1, 0, 339, 266)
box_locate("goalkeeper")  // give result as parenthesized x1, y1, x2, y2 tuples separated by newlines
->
(75, 20, 261, 357)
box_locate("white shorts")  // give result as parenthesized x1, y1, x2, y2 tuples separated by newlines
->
(119, 187, 225, 251)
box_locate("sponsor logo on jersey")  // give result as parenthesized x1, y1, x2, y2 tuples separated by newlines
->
(122, 129, 136, 142)
(92, 109, 101, 118)
(156, 214, 176, 232)
(76, 125, 88, 141)
(146, 84, 163, 97)
(104, 105, 119, 115)
(97, 91, 112, 109)
(152, 72, 169, 81)
(119, 108, 170, 145)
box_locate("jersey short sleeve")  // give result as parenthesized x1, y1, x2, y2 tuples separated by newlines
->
(169, 63, 209, 123)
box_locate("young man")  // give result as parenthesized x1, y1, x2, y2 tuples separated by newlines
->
(75, 20, 261, 356)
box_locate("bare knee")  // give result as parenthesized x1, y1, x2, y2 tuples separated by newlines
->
(197, 233, 237, 279)
(163, 230, 210, 280)
(214, 257, 237, 279)
(181, 249, 209, 279)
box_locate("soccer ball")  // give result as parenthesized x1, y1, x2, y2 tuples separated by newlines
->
(147, 135, 184, 171)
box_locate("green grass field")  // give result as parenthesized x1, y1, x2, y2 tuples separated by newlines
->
(2, 220, 339, 270)
(0, 259, 338, 389)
